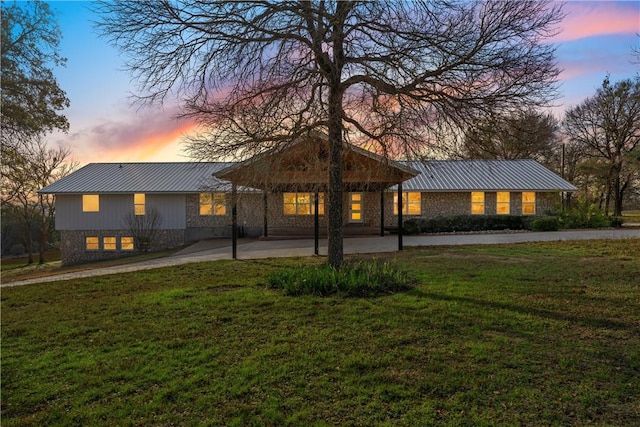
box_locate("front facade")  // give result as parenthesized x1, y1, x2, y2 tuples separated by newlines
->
(41, 140, 576, 265)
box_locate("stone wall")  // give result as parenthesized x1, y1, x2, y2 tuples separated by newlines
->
(60, 229, 184, 266)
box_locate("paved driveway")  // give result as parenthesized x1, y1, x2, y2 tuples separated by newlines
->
(3, 228, 639, 287)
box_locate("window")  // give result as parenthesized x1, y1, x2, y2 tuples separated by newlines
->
(82, 194, 99, 212)
(134, 193, 145, 215)
(86, 236, 99, 250)
(522, 192, 536, 215)
(283, 192, 324, 215)
(121, 237, 134, 251)
(103, 237, 116, 250)
(471, 192, 485, 214)
(394, 192, 421, 215)
(496, 192, 510, 215)
(199, 193, 226, 215)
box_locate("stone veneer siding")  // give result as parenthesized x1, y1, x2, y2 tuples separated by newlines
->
(60, 229, 184, 266)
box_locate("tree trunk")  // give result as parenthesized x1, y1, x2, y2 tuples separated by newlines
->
(39, 223, 47, 264)
(327, 86, 344, 269)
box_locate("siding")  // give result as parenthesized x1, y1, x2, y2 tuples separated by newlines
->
(55, 194, 186, 230)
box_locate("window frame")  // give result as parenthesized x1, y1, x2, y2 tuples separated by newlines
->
(199, 192, 226, 216)
(393, 192, 421, 215)
(82, 194, 100, 212)
(121, 236, 135, 251)
(522, 192, 536, 215)
(496, 192, 510, 215)
(134, 193, 146, 216)
(283, 192, 324, 216)
(103, 236, 117, 250)
(471, 192, 485, 215)
(85, 236, 99, 251)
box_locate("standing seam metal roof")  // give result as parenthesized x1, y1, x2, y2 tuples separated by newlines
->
(39, 162, 234, 194)
(395, 159, 577, 192)
(40, 159, 576, 194)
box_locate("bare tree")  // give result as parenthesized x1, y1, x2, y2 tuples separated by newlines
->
(459, 110, 560, 165)
(123, 207, 163, 252)
(96, 0, 563, 267)
(563, 76, 640, 216)
(1, 135, 75, 263)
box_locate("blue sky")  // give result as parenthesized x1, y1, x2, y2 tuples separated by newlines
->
(42, 1, 640, 165)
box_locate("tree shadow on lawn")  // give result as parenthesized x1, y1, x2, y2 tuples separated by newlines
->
(410, 289, 635, 332)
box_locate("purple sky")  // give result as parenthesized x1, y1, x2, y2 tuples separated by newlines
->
(45, 1, 640, 165)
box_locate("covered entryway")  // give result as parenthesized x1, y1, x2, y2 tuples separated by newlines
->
(214, 133, 418, 257)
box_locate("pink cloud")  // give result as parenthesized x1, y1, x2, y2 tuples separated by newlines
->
(54, 104, 198, 164)
(554, 2, 639, 43)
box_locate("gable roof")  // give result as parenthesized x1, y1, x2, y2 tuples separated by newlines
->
(39, 162, 233, 194)
(215, 134, 418, 191)
(40, 159, 576, 194)
(397, 159, 577, 192)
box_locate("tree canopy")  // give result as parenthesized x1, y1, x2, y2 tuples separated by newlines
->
(96, 0, 564, 267)
(1, 0, 69, 145)
(563, 76, 640, 216)
(460, 110, 559, 165)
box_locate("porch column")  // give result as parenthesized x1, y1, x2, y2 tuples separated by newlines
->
(380, 190, 385, 236)
(263, 190, 268, 237)
(314, 190, 319, 255)
(232, 184, 238, 259)
(397, 183, 403, 251)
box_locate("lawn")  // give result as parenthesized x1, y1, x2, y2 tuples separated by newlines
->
(2, 240, 639, 426)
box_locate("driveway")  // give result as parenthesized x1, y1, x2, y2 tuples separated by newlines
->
(3, 228, 639, 287)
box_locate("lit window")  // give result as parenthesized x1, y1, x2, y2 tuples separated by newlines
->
(199, 193, 212, 215)
(121, 237, 134, 251)
(103, 237, 116, 250)
(283, 192, 324, 215)
(134, 193, 145, 215)
(394, 192, 421, 215)
(199, 193, 226, 215)
(213, 193, 226, 215)
(522, 192, 536, 215)
(82, 194, 99, 212)
(471, 192, 485, 214)
(86, 236, 99, 250)
(497, 192, 510, 215)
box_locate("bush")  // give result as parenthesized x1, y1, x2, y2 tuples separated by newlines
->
(266, 260, 416, 297)
(402, 219, 421, 235)
(559, 202, 611, 229)
(412, 215, 529, 233)
(531, 216, 560, 231)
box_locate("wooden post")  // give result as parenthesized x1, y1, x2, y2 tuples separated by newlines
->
(232, 184, 237, 259)
(263, 190, 268, 237)
(398, 183, 403, 251)
(314, 190, 319, 255)
(380, 189, 385, 236)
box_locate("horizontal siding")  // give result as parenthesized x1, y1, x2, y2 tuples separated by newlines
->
(55, 194, 186, 230)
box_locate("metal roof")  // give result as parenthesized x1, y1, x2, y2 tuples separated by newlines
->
(40, 159, 576, 194)
(395, 159, 577, 192)
(39, 162, 234, 194)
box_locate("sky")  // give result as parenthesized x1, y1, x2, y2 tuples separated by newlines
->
(40, 1, 640, 165)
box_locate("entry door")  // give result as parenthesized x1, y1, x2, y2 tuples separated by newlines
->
(349, 192, 363, 223)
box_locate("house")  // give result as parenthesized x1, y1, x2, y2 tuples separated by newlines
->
(40, 137, 576, 265)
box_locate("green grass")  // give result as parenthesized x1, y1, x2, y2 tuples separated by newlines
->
(2, 240, 639, 426)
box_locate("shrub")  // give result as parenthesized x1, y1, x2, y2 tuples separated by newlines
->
(414, 215, 528, 233)
(266, 260, 416, 297)
(609, 216, 624, 228)
(532, 216, 560, 231)
(559, 202, 611, 229)
(402, 219, 421, 235)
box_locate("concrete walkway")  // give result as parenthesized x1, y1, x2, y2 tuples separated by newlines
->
(3, 228, 639, 288)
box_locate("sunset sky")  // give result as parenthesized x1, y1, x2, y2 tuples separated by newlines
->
(45, 1, 640, 165)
